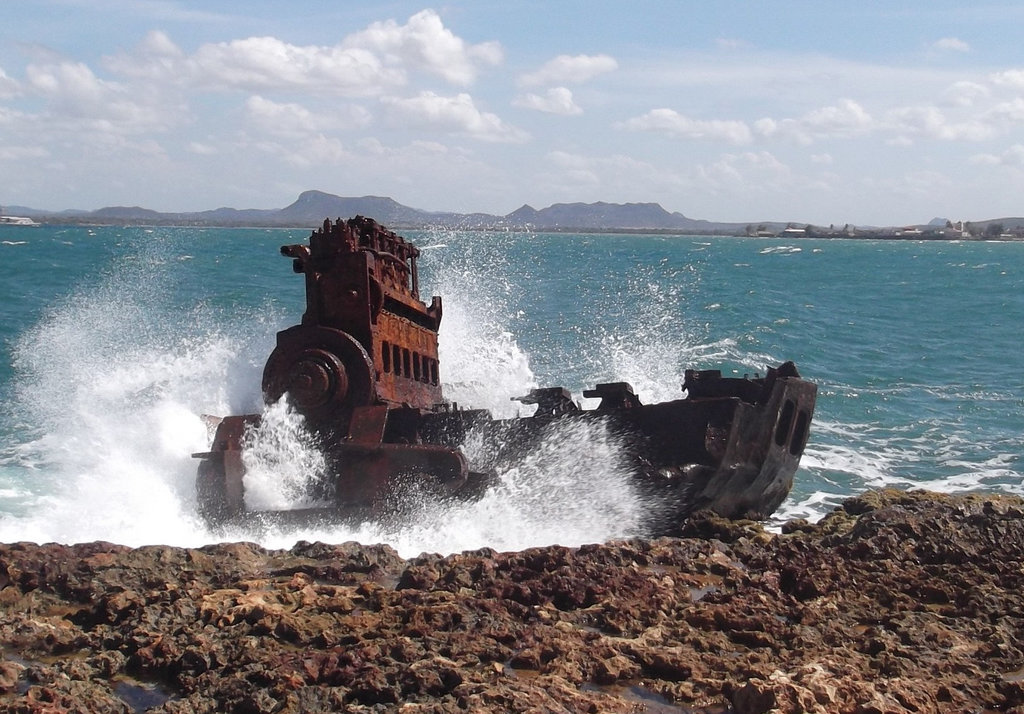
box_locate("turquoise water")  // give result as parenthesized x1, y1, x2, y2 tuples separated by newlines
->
(1, 224, 1021, 554)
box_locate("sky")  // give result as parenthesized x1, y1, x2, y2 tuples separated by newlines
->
(4, 1, 1024, 225)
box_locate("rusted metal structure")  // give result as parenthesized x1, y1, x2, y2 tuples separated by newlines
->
(194, 217, 817, 533)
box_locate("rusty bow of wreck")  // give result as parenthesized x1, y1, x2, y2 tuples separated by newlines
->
(194, 216, 817, 534)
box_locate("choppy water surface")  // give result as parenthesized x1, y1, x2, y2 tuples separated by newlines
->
(0, 225, 1020, 554)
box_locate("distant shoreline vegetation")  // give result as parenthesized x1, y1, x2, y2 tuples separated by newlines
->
(4, 190, 1024, 240)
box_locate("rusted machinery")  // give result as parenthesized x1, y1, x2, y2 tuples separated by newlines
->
(194, 217, 817, 534)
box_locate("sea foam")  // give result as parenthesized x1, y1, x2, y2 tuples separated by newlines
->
(0, 229, 660, 554)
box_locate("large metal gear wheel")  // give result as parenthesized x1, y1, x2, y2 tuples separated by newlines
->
(262, 325, 374, 426)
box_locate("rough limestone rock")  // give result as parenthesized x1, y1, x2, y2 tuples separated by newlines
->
(0, 489, 1022, 713)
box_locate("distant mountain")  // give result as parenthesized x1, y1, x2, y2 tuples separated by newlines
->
(91, 206, 164, 220)
(189, 207, 278, 223)
(981, 217, 1024, 230)
(12, 190, 1018, 237)
(276, 191, 428, 225)
(23, 190, 753, 232)
(2, 205, 52, 217)
(508, 201, 720, 231)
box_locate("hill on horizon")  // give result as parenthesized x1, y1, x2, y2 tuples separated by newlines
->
(8, 190, 1023, 235)
(5, 190, 764, 233)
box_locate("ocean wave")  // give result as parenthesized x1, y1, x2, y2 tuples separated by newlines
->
(758, 245, 803, 254)
(2, 228, 1020, 552)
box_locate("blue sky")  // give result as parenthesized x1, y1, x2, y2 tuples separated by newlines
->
(4, 1, 1024, 225)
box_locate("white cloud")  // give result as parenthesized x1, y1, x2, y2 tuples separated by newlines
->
(513, 87, 582, 115)
(102, 12, 500, 96)
(24, 60, 175, 132)
(251, 132, 348, 168)
(990, 69, 1024, 89)
(887, 105, 994, 141)
(343, 9, 502, 86)
(620, 108, 752, 144)
(802, 99, 873, 134)
(537, 150, 682, 200)
(699, 151, 791, 188)
(12, 5, 1024, 221)
(0, 67, 20, 99)
(138, 28, 185, 57)
(970, 144, 1024, 167)
(0, 145, 49, 161)
(26, 61, 111, 107)
(380, 91, 528, 143)
(868, 170, 953, 201)
(940, 81, 990, 108)
(987, 98, 1024, 124)
(245, 95, 370, 136)
(241, 96, 380, 167)
(755, 99, 873, 144)
(520, 54, 618, 87)
(548, 149, 648, 172)
(0, 105, 20, 125)
(186, 141, 218, 155)
(545, 150, 602, 187)
(314, 136, 509, 213)
(933, 37, 970, 53)
(103, 30, 184, 80)
(676, 151, 806, 218)
(246, 95, 319, 134)
(752, 117, 780, 137)
(188, 36, 401, 95)
(715, 38, 748, 51)
(357, 137, 450, 157)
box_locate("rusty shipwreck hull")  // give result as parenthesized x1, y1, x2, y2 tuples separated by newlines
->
(194, 217, 816, 534)
(419, 363, 816, 530)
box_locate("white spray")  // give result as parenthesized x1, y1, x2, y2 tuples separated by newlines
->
(1, 228, 708, 554)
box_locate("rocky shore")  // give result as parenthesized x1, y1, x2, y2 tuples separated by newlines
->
(1, 489, 1022, 713)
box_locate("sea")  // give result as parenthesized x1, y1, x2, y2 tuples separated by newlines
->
(0, 224, 1021, 557)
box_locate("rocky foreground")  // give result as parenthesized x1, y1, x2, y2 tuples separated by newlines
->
(1, 489, 1022, 713)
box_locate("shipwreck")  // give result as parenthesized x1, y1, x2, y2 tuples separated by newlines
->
(194, 217, 817, 534)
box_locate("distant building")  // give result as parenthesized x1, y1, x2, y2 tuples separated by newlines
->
(0, 207, 39, 226)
